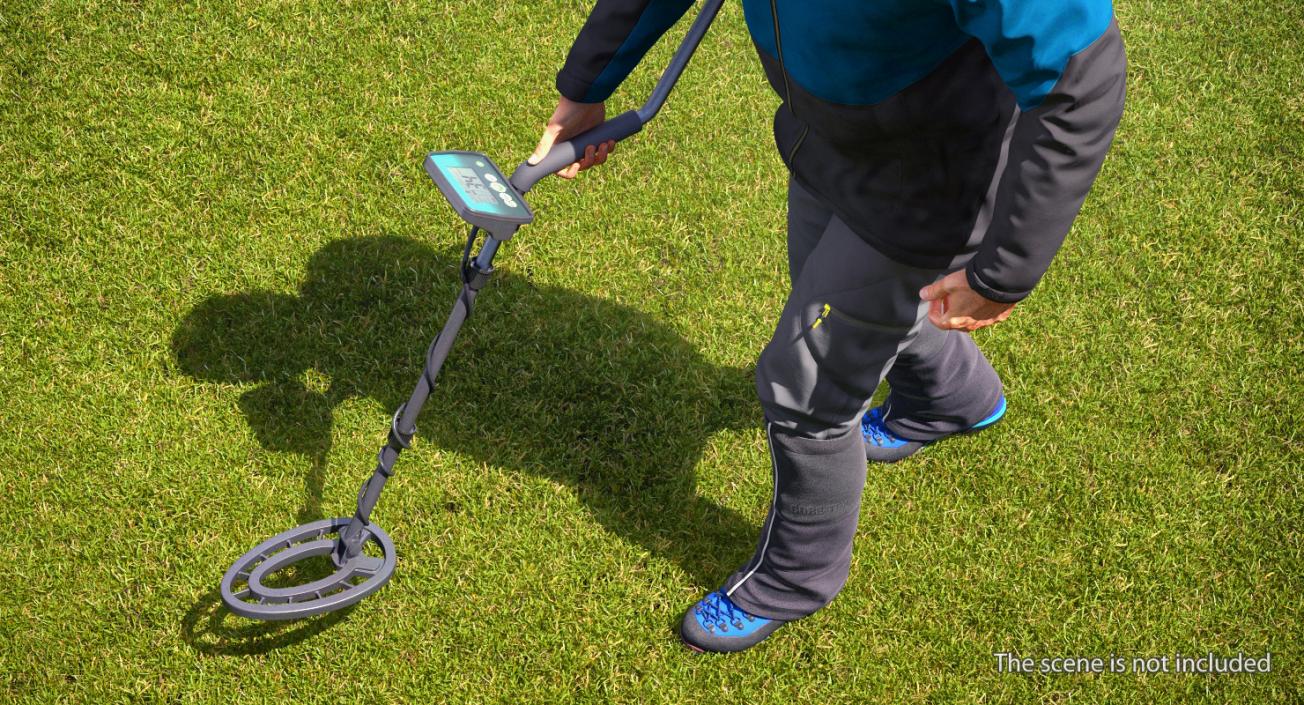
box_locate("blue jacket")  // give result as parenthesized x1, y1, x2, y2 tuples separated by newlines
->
(557, 0, 1126, 302)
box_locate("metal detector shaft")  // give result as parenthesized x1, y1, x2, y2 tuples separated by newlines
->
(636, 0, 724, 123)
(508, 0, 725, 194)
(340, 0, 722, 562)
(222, 0, 723, 622)
(335, 234, 504, 562)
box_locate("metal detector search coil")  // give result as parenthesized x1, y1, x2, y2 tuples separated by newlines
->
(217, 0, 725, 621)
(220, 518, 396, 620)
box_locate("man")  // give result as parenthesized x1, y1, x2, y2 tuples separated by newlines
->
(530, 0, 1126, 653)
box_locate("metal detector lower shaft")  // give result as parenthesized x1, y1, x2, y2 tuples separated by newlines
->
(335, 233, 504, 562)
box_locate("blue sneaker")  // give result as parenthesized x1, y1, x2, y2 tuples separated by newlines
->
(862, 395, 1007, 463)
(680, 590, 785, 653)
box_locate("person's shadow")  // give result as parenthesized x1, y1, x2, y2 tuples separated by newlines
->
(173, 235, 762, 615)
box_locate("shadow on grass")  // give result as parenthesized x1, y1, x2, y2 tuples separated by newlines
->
(181, 589, 356, 656)
(172, 235, 763, 632)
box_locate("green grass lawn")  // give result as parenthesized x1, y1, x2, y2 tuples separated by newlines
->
(1, 0, 1299, 702)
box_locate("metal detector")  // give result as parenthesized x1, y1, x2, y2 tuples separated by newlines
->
(220, 0, 725, 620)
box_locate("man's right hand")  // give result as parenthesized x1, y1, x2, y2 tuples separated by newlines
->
(528, 96, 616, 180)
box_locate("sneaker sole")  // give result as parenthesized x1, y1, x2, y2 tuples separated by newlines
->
(954, 395, 1007, 435)
(867, 395, 1007, 463)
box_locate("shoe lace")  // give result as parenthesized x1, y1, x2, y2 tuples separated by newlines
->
(862, 410, 901, 447)
(696, 591, 758, 633)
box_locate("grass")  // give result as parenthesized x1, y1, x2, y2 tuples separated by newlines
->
(0, 0, 1299, 702)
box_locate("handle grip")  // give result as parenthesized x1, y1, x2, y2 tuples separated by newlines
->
(508, 110, 643, 194)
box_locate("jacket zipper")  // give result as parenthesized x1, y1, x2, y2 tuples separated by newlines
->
(770, 0, 809, 162)
(770, 0, 792, 113)
(787, 125, 809, 162)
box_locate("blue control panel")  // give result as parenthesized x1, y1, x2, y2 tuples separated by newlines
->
(424, 151, 532, 237)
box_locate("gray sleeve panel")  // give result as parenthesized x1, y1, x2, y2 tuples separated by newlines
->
(964, 18, 1127, 304)
(555, 0, 695, 103)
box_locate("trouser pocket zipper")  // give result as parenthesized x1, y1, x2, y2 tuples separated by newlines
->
(812, 303, 913, 333)
(811, 303, 831, 329)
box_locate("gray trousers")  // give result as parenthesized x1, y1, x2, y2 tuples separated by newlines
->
(724, 179, 1003, 621)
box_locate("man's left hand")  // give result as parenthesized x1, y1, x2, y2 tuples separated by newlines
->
(919, 270, 1016, 331)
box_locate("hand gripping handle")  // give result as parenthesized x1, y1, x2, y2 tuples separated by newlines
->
(507, 110, 643, 194)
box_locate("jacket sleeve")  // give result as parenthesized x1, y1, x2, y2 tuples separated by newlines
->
(556, 0, 697, 104)
(951, 1, 1127, 303)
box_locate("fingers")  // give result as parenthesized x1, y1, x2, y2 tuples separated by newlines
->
(929, 298, 985, 331)
(558, 159, 581, 180)
(931, 311, 1006, 332)
(556, 145, 591, 180)
(920, 270, 962, 301)
(592, 140, 614, 167)
(931, 312, 980, 331)
(923, 271, 1016, 331)
(555, 140, 616, 180)
(528, 124, 562, 166)
(927, 298, 952, 329)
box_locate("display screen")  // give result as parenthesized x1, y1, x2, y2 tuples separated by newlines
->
(449, 167, 496, 206)
(428, 152, 529, 220)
